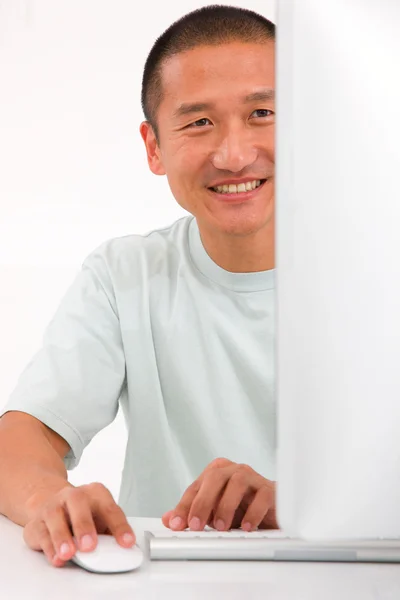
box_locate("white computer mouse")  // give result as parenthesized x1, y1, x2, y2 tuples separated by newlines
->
(70, 534, 144, 573)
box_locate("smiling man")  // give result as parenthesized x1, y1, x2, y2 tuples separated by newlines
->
(0, 5, 277, 567)
(140, 28, 275, 274)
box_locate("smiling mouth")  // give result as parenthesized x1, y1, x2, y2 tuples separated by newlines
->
(208, 179, 268, 194)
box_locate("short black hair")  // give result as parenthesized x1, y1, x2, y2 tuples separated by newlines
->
(141, 4, 275, 144)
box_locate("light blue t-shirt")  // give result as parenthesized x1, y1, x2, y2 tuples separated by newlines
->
(1, 215, 276, 517)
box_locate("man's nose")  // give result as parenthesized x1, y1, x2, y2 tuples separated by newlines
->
(211, 128, 258, 172)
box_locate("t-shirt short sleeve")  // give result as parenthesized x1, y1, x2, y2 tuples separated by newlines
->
(0, 248, 126, 470)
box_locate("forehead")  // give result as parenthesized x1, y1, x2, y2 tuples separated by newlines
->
(160, 41, 275, 107)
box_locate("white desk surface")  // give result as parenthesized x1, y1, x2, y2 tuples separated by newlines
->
(2, 514, 400, 600)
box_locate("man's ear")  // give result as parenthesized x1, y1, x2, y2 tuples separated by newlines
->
(140, 121, 166, 176)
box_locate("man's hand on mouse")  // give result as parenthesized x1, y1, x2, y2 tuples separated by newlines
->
(23, 483, 136, 568)
(162, 457, 278, 532)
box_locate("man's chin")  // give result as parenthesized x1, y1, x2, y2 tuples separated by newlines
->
(203, 202, 274, 234)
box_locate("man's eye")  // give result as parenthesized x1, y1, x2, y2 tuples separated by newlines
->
(252, 109, 274, 118)
(189, 118, 212, 128)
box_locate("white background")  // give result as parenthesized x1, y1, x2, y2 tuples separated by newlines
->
(0, 0, 276, 501)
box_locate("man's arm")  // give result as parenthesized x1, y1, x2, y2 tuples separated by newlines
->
(0, 410, 73, 526)
(0, 410, 136, 568)
(0, 258, 135, 567)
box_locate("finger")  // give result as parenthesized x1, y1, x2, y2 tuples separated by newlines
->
(240, 485, 275, 531)
(166, 480, 201, 530)
(207, 506, 246, 530)
(39, 498, 81, 562)
(165, 459, 236, 531)
(259, 506, 279, 530)
(187, 466, 236, 530)
(212, 467, 252, 531)
(80, 483, 136, 548)
(243, 481, 278, 530)
(205, 483, 229, 526)
(161, 510, 174, 528)
(24, 518, 67, 568)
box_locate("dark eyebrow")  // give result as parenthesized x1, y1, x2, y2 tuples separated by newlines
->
(173, 102, 212, 118)
(244, 89, 275, 103)
(172, 88, 275, 119)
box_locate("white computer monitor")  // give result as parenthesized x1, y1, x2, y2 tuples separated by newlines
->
(275, 0, 400, 539)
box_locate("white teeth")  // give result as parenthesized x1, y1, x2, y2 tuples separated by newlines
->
(213, 179, 263, 194)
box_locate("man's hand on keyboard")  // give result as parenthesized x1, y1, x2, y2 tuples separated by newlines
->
(162, 457, 278, 533)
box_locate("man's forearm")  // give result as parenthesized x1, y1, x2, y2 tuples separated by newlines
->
(0, 424, 73, 526)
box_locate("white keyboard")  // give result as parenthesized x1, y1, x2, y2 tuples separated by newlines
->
(145, 528, 290, 561)
(144, 528, 400, 562)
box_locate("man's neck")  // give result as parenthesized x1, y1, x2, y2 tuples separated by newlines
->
(198, 221, 275, 274)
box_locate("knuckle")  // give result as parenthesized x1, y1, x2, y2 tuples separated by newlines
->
(176, 498, 192, 514)
(72, 517, 95, 536)
(58, 485, 74, 498)
(215, 502, 234, 520)
(68, 486, 85, 499)
(85, 481, 107, 494)
(237, 463, 252, 474)
(102, 501, 121, 517)
(50, 526, 71, 544)
(38, 529, 54, 551)
(243, 490, 274, 525)
(216, 492, 242, 517)
(41, 539, 54, 555)
(187, 480, 200, 494)
(61, 487, 85, 506)
(42, 539, 56, 560)
(230, 470, 248, 486)
(102, 502, 116, 517)
(176, 483, 200, 511)
(245, 503, 263, 520)
(191, 493, 214, 516)
(260, 484, 274, 503)
(190, 497, 207, 513)
(24, 519, 56, 555)
(23, 519, 43, 549)
(41, 503, 60, 521)
(205, 469, 223, 485)
(209, 457, 230, 469)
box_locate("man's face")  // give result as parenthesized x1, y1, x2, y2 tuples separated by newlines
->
(141, 40, 275, 238)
